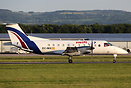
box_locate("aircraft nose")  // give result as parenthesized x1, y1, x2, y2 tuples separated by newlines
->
(119, 48, 128, 54)
(123, 50, 128, 54)
(114, 46, 128, 54)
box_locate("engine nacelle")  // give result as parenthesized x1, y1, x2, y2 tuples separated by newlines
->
(63, 46, 91, 56)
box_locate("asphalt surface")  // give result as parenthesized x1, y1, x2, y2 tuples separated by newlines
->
(0, 53, 131, 64)
(0, 53, 131, 57)
(0, 61, 131, 64)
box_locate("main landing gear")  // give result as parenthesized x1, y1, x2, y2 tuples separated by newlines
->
(113, 54, 117, 63)
(68, 54, 118, 63)
(68, 56, 73, 63)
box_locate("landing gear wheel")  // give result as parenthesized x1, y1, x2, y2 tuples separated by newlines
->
(113, 54, 117, 63)
(68, 56, 73, 63)
(113, 60, 116, 63)
(69, 59, 73, 63)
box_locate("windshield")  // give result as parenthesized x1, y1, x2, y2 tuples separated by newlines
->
(108, 43, 112, 46)
(104, 43, 113, 47)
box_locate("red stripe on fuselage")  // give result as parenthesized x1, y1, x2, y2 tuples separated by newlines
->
(11, 31, 28, 49)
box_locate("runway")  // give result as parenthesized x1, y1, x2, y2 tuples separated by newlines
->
(0, 53, 131, 57)
(0, 54, 131, 64)
(0, 61, 131, 64)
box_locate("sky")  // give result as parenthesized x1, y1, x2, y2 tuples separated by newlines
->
(0, 0, 131, 12)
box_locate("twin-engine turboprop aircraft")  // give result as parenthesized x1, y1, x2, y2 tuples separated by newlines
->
(6, 24, 128, 63)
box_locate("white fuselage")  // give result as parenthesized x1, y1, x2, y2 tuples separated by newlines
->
(32, 39, 128, 55)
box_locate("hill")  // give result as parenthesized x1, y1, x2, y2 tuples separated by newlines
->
(0, 9, 131, 25)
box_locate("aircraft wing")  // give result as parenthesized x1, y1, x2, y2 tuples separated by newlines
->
(52, 50, 65, 55)
(63, 46, 92, 56)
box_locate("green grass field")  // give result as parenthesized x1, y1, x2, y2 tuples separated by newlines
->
(0, 55, 131, 88)
(0, 55, 131, 62)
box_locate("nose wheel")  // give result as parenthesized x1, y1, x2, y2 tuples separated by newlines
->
(68, 56, 73, 63)
(113, 60, 116, 63)
(113, 54, 117, 63)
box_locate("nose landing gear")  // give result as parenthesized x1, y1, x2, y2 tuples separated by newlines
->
(68, 56, 73, 63)
(113, 54, 117, 63)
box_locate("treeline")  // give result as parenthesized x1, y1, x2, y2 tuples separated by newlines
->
(0, 23, 131, 33)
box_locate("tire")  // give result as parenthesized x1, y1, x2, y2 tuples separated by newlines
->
(69, 59, 73, 63)
(113, 60, 116, 63)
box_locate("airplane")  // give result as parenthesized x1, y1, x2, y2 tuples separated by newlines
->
(6, 24, 128, 63)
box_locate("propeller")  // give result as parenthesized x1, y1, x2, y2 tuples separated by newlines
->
(90, 40, 95, 56)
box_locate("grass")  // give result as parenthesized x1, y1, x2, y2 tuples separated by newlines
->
(0, 64, 131, 88)
(0, 55, 131, 62)
(0, 55, 131, 88)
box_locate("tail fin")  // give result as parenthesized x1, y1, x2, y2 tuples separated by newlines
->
(6, 24, 41, 53)
(6, 24, 29, 49)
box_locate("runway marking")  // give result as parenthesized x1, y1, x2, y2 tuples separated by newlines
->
(0, 62, 131, 64)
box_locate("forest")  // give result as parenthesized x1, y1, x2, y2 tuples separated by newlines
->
(0, 23, 131, 33)
(0, 9, 131, 25)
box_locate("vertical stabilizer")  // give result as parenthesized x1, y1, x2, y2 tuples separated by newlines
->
(6, 24, 29, 49)
(6, 24, 41, 53)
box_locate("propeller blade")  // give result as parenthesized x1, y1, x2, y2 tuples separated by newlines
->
(90, 40, 95, 55)
(91, 40, 93, 55)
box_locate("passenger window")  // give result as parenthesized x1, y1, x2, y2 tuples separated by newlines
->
(68, 44, 70, 47)
(62, 44, 64, 46)
(98, 44, 101, 47)
(58, 44, 60, 46)
(53, 44, 55, 46)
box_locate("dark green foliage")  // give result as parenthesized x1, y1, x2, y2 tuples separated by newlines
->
(0, 24, 6, 33)
(0, 23, 131, 33)
(15, 23, 131, 33)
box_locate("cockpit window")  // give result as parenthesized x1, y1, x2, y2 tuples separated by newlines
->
(108, 43, 112, 46)
(104, 43, 112, 47)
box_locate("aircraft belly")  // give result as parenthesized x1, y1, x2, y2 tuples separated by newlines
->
(94, 46, 117, 54)
(93, 47, 112, 54)
(93, 48, 104, 54)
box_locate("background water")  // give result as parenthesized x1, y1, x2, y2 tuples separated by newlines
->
(0, 33, 131, 41)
